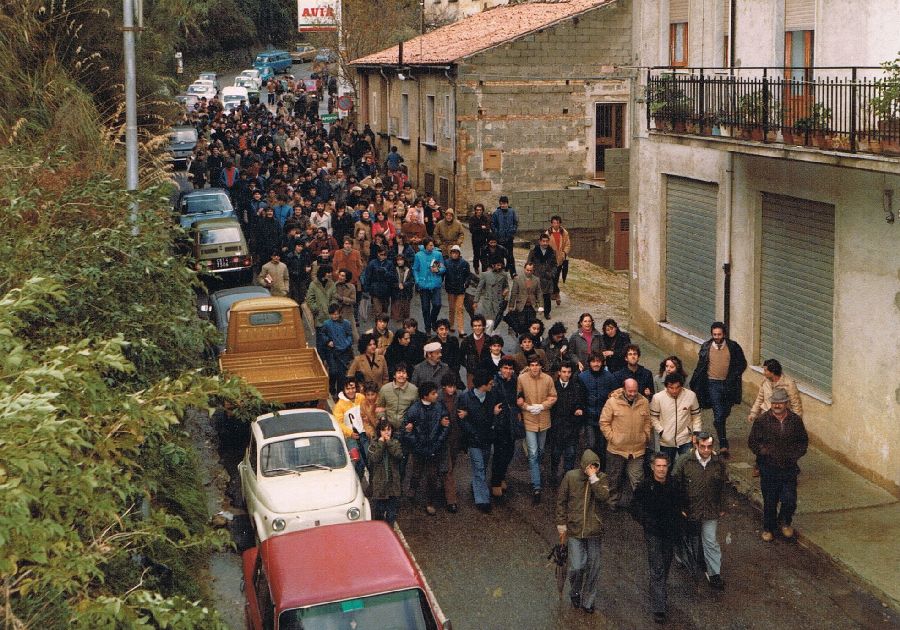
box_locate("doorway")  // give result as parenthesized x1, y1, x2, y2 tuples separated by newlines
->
(595, 103, 625, 179)
(613, 211, 630, 270)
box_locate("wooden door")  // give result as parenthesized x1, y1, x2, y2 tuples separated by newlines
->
(596, 104, 625, 178)
(783, 30, 814, 126)
(613, 211, 630, 270)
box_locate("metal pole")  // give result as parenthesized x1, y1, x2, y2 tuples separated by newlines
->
(123, 0, 139, 235)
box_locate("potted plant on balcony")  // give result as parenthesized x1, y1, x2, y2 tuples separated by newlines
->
(870, 54, 900, 155)
(647, 75, 693, 132)
(791, 103, 832, 148)
(737, 90, 780, 142)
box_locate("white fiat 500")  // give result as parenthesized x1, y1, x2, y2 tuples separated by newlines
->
(239, 409, 369, 542)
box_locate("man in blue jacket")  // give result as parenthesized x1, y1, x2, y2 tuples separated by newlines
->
(579, 352, 619, 471)
(361, 246, 398, 321)
(459, 370, 503, 512)
(412, 237, 446, 335)
(490, 196, 519, 276)
(402, 381, 450, 515)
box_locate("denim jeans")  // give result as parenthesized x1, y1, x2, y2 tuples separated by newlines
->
(646, 534, 674, 614)
(550, 441, 577, 481)
(700, 519, 722, 576)
(567, 536, 602, 608)
(418, 287, 442, 333)
(707, 379, 732, 449)
(659, 443, 691, 466)
(583, 423, 607, 471)
(525, 429, 548, 490)
(759, 464, 799, 533)
(468, 446, 492, 505)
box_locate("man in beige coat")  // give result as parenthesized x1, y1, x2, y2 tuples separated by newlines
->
(517, 356, 557, 503)
(599, 378, 651, 509)
(433, 209, 465, 259)
(258, 251, 290, 297)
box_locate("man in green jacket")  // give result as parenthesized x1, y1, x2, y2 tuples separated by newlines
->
(556, 449, 610, 614)
(672, 432, 727, 591)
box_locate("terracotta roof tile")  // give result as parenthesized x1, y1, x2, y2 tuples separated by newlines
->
(351, 0, 615, 66)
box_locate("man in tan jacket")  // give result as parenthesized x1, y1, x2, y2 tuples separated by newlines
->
(517, 356, 557, 503)
(433, 209, 465, 259)
(599, 378, 651, 509)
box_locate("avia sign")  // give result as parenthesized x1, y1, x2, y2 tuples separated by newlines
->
(298, 0, 338, 32)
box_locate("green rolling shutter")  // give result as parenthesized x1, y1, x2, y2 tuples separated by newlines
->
(761, 193, 834, 393)
(666, 177, 718, 337)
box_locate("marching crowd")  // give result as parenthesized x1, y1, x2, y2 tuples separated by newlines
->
(187, 77, 810, 625)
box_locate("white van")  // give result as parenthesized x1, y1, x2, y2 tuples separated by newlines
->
(221, 86, 249, 113)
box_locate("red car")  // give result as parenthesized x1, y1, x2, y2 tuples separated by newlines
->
(242, 521, 451, 629)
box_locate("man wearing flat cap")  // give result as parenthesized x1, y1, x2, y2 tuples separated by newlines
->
(748, 387, 808, 542)
(411, 341, 451, 390)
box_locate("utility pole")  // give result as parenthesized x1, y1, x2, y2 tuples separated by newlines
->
(123, 0, 139, 235)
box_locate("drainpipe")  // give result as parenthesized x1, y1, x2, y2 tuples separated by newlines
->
(722, 152, 734, 331)
(729, 0, 736, 70)
(446, 68, 457, 210)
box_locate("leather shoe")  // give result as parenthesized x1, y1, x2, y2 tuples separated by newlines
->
(476, 503, 491, 514)
(570, 593, 581, 609)
(425, 505, 437, 516)
(446, 503, 458, 514)
(582, 605, 595, 614)
(653, 612, 666, 624)
(781, 525, 794, 538)
(532, 489, 542, 505)
(761, 530, 774, 542)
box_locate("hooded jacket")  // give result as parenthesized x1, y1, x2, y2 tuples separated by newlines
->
(556, 450, 610, 539)
(412, 246, 445, 290)
(433, 218, 465, 257)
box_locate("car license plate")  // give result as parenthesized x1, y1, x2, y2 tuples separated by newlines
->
(215, 258, 229, 269)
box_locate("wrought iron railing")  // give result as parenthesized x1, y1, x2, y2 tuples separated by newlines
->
(646, 67, 900, 156)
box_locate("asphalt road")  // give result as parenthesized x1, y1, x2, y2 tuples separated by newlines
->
(397, 447, 898, 630)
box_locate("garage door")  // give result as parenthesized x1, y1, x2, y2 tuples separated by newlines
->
(666, 177, 718, 337)
(761, 193, 834, 393)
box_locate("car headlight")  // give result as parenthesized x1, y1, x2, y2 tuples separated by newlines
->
(272, 518, 286, 532)
(347, 507, 361, 521)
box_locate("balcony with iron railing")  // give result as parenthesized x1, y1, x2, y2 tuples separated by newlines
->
(645, 67, 900, 157)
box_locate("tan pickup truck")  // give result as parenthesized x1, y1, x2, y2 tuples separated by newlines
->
(219, 297, 329, 405)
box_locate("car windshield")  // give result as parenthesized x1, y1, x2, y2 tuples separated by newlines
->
(241, 70, 257, 77)
(260, 435, 346, 476)
(183, 194, 231, 215)
(187, 85, 205, 94)
(200, 227, 241, 245)
(256, 54, 273, 64)
(279, 589, 436, 630)
(171, 129, 197, 143)
(199, 74, 215, 81)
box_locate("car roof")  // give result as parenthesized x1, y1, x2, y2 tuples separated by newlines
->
(256, 409, 336, 440)
(183, 188, 227, 198)
(229, 296, 299, 313)
(193, 217, 242, 230)
(211, 286, 270, 307)
(260, 522, 423, 611)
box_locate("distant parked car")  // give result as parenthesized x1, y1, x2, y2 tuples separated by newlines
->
(240, 69, 261, 81)
(221, 86, 250, 113)
(178, 188, 236, 229)
(232, 77, 260, 104)
(291, 42, 317, 63)
(168, 125, 197, 168)
(254, 50, 292, 75)
(186, 82, 216, 101)
(193, 218, 253, 283)
(234, 73, 262, 91)
(175, 93, 199, 111)
(314, 48, 338, 64)
(238, 409, 370, 542)
(197, 71, 219, 91)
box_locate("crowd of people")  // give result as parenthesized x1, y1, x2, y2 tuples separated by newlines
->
(188, 76, 810, 626)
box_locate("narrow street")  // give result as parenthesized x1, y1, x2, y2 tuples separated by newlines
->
(199, 237, 897, 629)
